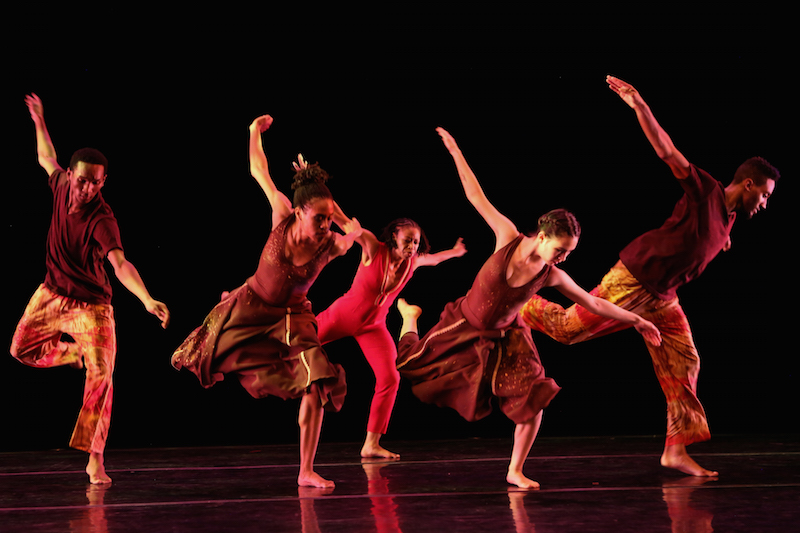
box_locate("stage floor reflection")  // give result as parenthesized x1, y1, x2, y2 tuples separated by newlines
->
(2, 434, 798, 532)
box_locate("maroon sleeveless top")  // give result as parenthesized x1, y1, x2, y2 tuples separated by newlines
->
(246, 215, 334, 307)
(462, 234, 552, 330)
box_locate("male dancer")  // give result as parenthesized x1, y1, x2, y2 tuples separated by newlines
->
(11, 93, 170, 484)
(521, 76, 779, 477)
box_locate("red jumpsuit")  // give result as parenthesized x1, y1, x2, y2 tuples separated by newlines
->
(316, 243, 416, 435)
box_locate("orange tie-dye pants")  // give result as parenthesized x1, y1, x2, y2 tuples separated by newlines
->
(520, 261, 710, 446)
(10, 284, 116, 454)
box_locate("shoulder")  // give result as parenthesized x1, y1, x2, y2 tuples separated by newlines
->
(680, 163, 723, 198)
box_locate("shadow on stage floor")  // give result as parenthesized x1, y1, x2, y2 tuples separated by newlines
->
(2, 434, 798, 532)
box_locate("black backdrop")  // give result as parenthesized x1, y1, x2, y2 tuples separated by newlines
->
(4, 33, 794, 451)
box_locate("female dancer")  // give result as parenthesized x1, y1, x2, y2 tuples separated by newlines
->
(396, 127, 663, 489)
(316, 216, 467, 459)
(172, 114, 362, 488)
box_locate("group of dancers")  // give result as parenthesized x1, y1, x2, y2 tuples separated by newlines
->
(10, 76, 780, 488)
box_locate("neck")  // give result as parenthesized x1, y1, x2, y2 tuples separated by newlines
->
(723, 184, 740, 214)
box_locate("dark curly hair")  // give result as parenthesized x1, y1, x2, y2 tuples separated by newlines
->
(291, 163, 332, 209)
(537, 209, 581, 239)
(379, 218, 431, 254)
(733, 156, 780, 186)
(70, 147, 108, 174)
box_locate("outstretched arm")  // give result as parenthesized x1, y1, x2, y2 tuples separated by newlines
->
(546, 268, 662, 346)
(437, 127, 519, 251)
(248, 115, 293, 225)
(414, 237, 467, 268)
(25, 93, 62, 176)
(107, 249, 170, 328)
(606, 76, 690, 180)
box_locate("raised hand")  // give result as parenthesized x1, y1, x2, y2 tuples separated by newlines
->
(251, 114, 274, 133)
(436, 127, 461, 154)
(25, 93, 45, 123)
(606, 75, 645, 109)
(451, 237, 467, 257)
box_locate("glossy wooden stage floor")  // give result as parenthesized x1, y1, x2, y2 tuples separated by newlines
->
(2, 434, 798, 532)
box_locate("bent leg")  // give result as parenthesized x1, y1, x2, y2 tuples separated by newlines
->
(10, 285, 82, 368)
(520, 261, 646, 345)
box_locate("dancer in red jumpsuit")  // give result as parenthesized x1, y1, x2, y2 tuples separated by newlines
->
(317, 216, 467, 459)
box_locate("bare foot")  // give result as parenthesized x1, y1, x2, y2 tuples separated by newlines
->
(86, 453, 112, 484)
(298, 470, 335, 489)
(397, 298, 422, 320)
(506, 471, 540, 490)
(661, 444, 718, 477)
(361, 443, 400, 460)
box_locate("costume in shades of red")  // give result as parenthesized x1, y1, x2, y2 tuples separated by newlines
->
(397, 235, 561, 424)
(316, 242, 416, 435)
(172, 215, 346, 411)
(521, 164, 734, 445)
(11, 169, 122, 454)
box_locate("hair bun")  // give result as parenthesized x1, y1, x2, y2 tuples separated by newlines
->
(291, 164, 330, 190)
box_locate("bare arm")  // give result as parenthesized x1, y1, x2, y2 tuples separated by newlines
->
(328, 217, 365, 259)
(107, 249, 170, 328)
(437, 127, 519, 251)
(248, 115, 293, 226)
(414, 237, 467, 268)
(606, 76, 691, 180)
(25, 93, 62, 176)
(331, 200, 384, 263)
(546, 267, 662, 346)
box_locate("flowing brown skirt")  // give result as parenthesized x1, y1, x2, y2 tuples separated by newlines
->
(172, 284, 346, 412)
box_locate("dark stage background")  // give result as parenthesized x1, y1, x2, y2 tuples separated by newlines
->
(3, 45, 794, 452)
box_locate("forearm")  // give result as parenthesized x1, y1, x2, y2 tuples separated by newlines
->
(586, 296, 642, 325)
(114, 260, 156, 306)
(632, 102, 676, 161)
(248, 125, 271, 182)
(422, 248, 461, 266)
(449, 148, 488, 206)
(32, 117, 59, 173)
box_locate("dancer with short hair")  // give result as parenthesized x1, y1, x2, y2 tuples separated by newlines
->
(520, 76, 780, 477)
(11, 93, 170, 484)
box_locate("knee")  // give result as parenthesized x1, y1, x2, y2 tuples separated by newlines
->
(376, 368, 401, 394)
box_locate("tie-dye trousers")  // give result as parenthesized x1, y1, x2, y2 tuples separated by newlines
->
(10, 284, 116, 454)
(520, 261, 710, 446)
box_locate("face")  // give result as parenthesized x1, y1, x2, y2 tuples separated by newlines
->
(537, 232, 578, 266)
(295, 197, 334, 241)
(741, 178, 775, 219)
(67, 161, 106, 210)
(393, 227, 421, 259)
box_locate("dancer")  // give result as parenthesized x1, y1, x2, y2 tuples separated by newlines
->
(172, 114, 361, 489)
(396, 127, 662, 489)
(11, 93, 170, 484)
(520, 76, 780, 477)
(317, 215, 467, 459)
